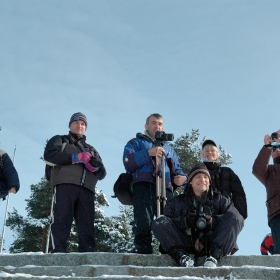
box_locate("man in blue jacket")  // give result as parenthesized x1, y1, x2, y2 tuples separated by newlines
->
(123, 113, 187, 254)
(0, 149, 20, 199)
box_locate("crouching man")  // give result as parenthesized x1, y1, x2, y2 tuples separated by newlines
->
(152, 164, 243, 267)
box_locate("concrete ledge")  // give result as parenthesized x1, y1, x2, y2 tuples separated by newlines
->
(1, 264, 280, 279)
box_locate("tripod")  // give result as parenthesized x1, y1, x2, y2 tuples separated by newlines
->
(154, 141, 167, 218)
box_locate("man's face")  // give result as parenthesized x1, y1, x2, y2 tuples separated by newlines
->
(190, 173, 210, 196)
(145, 116, 164, 139)
(69, 120, 86, 136)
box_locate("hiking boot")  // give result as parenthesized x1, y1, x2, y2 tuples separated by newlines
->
(204, 256, 218, 267)
(179, 254, 194, 267)
(170, 249, 194, 267)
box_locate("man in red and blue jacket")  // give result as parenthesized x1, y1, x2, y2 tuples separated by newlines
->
(123, 113, 187, 254)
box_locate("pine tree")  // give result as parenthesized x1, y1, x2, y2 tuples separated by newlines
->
(6, 177, 51, 253)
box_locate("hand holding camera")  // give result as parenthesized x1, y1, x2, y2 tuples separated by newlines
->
(264, 131, 280, 151)
(184, 212, 197, 229)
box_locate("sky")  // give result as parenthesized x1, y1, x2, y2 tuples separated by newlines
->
(1, 0, 280, 255)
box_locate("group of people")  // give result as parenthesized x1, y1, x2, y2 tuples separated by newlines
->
(1, 112, 279, 267)
(123, 113, 246, 267)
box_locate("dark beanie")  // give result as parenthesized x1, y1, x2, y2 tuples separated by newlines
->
(202, 139, 217, 149)
(69, 112, 88, 127)
(188, 164, 211, 183)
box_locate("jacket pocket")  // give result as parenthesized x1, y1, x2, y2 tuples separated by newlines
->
(266, 191, 280, 216)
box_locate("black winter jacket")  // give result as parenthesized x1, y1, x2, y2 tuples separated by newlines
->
(0, 149, 20, 193)
(163, 191, 233, 232)
(203, 162, 247, 219)
(44, 132, 106, 192)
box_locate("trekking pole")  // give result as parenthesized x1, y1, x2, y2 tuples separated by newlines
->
(0, 146, 16, 253)
(45, 191, 55, 253)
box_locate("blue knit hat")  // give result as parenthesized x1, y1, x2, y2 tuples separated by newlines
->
(69, 112, 88, 127)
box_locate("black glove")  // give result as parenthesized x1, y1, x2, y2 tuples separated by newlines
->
(90, 157, 104, 168)
(184, 212, 197, 229)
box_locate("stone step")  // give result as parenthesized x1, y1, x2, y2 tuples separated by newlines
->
(0, 252, 278, 280)
(0, 252, 279, 268)
(0, 264, 280, 279)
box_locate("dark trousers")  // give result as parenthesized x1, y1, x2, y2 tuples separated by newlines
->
(50, 184, 95, 253)
(133, 182, 173, 254)
(152, 208, 243, 257)
(269, 214, 280, 254)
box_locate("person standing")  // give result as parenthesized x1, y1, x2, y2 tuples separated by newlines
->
(0, 148, 20, 199)
(253, 130, 280, 254)
(201, 139, 247, 220)
(123, 113, 187, 254)
(44, 112, 106, 253)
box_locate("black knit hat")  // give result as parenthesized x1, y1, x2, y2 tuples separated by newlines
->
(202, 139, 217, 149)
(69, 112, 88, 127)
(187, 164, 211, 183)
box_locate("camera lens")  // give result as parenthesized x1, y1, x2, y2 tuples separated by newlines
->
(196, 217, 207, 230)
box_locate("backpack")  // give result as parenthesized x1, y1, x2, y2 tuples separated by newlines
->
(112, 173, 133, 205)
(44, 135, 69, 182)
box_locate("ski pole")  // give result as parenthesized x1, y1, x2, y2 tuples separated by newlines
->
(0, 146, 16, 253)
(45, 189, 55, 253)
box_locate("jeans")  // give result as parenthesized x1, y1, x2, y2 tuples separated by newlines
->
(133, 182, 173, 254)
(269, 213, 280, 254)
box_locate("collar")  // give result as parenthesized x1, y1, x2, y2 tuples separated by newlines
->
(68, 131, 86, 143)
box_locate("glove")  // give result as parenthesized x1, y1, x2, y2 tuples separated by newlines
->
(184, 212, 197, 229)
(90, 157, 104, 168)
(85, 162, 99, 173)
(72, 152, 92, 164)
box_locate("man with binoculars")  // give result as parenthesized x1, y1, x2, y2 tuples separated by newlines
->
(253, 130, 280, 254)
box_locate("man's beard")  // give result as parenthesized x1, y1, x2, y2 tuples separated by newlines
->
(273, 156, 280, 164)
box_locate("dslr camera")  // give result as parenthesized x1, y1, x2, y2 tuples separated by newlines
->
(271, 132, 280, 151)
(154, 131, 174, 147)
(155, 131, 174, 141)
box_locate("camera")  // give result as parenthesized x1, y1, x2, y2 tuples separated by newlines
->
(271, 132, 278, 142)
(196, 215, 207, 230)
(271, 132, 280, 151)
(155, 131, 174, 142)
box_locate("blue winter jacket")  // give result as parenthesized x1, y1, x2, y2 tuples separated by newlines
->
(0, 149, 20, 192)
(123, 133, 186, 191)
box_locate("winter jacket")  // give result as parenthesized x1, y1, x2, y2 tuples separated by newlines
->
(252, 146, 280, 223)
(123, 132, 186, 191)
(163, 191, 233, 232)
(203, 162, 247, 219)
(44, 133, 106, 193)
(0, 149, 20, 192)
(154, 188, 243, 257)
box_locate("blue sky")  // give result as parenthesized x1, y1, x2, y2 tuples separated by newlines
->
(1, 0, 280, 254)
